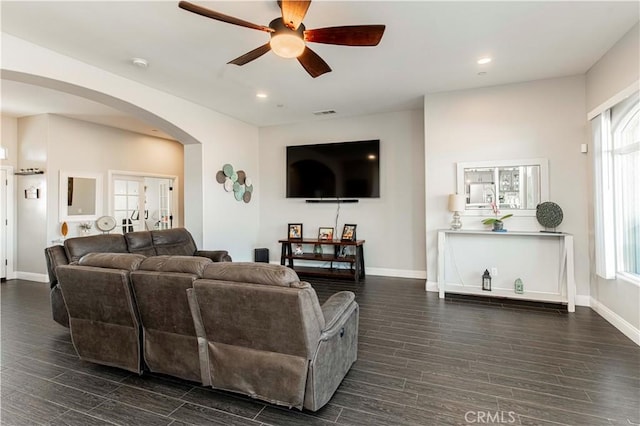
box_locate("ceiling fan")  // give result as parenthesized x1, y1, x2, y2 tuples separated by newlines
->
(178, 0, 385, 78)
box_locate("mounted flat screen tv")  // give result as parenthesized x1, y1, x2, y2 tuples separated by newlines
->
(287, 140, 380, 199)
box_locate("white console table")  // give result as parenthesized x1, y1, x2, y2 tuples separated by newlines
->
(437, 230, 575, 312)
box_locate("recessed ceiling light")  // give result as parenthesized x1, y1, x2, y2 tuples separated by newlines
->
(477, 57, 492, 65)
(256, 93, 268, 99)
(131, 57, 148, 68)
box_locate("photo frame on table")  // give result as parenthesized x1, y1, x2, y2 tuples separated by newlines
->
(288, 223, 303, 240)
(341, 224, 357, 241)
(318, 227, 334, 241)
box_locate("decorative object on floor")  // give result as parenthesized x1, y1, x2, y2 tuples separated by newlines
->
(482, 201, 513, 232)
(216, 164, 254, 203)
(318, 227, 334, 241)
(341, 224, 357, 241)
(514, 278, 524, 294)
(447, 193, 466, 230)
(288, 223, 303, 239)
(178, 0, 385, 78)
(61, 222, 68, 238)
(482, 269, 492, 291)
(79, 222, 93, 234)
(313, 244, 323, 256)
(536, 201, 563, 232)
(96, 215, 117, 234)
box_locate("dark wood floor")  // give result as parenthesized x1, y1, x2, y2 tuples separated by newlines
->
(1, 277, 638, 426)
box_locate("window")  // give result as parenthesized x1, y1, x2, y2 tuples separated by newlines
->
(593, 91, 639, 282)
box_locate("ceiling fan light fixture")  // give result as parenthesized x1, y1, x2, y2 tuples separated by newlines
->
(270, 33, 305, 58)
(269, 18, 306, 59)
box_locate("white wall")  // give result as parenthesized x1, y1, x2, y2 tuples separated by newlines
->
(15, 114, 184, 277)
(16, 115, 48, 276)
(1, 115, 19, 168)
(258, 109, 425, 278)
(3, 33, 260, 264)
(45, 114, 184, 240)
(586, 23, 639, 113)
(425, 76, 590, 299)
(585, 23, 639, 342)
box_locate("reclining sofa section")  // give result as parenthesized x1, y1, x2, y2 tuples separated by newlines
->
(55, 255, 358, 411)
(44, 228, 231, 327)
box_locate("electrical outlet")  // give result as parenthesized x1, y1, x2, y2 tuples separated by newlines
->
(491, 267, 498, 276)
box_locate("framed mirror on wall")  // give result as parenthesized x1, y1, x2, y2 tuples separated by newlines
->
(456, 158, 549, 216)
(59, 171, 103, 222)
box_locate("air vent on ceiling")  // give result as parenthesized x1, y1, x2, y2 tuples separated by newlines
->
(313, 110, 337, 116)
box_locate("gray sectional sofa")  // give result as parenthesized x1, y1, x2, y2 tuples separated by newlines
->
(45, 228, 231, 327)
(55, 254, 359, 411)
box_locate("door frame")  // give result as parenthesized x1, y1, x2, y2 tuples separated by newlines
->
(107, 170, 179, 230)
(1, 166, 16, 280)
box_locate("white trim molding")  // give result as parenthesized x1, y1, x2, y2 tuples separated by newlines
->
(587, 80, 640, 120)
(591, 297, 640, 346)
(15, 272, 49, 283)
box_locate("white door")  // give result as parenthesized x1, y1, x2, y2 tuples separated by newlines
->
(113, 176, 145, 233)
(144, 177, 174, 230)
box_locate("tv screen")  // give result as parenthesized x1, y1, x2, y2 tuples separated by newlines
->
(286, 140, 380, 198)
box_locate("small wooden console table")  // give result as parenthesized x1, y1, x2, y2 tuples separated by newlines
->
(279, 239, 365, 282)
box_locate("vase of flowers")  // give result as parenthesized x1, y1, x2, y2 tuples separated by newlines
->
(79, 222, 93, 234)
(482, 202, 512, 231)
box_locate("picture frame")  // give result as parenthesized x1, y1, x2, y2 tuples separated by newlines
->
(288, 223, 303, 240)
(294, 244, 303, 255)
(318, 227, 334, 241)
(341, 224, 357, 241)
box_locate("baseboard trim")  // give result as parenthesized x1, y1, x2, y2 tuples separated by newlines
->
(426, 280, 439, 292)
(365, 268, 426, 280)
(591, 297, 640, 346)
(15, 272, 49, 283)
(269, 261, 426, 280)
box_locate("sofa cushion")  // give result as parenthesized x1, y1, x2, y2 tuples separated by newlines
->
(202, 262, 300, 287)
(78, 253, 146, 271)
(64, 234, 128, 262)
(151, 228, 197, 256)
(138, 255, 211, 276)
(124, 231, 157, 256)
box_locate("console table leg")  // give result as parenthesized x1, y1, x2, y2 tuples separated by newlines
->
(437, 231, 445, 299)
(280, 243, 286, 266)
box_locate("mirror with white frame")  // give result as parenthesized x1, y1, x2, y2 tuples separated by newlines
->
(456, 158, 549, 216)
(59, 171, 103, 222)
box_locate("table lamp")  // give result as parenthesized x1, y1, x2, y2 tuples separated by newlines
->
(448, 194, 466, 230)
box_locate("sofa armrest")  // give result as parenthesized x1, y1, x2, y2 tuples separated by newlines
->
(320, 291, 356, 333)
(195, 250, 232, 262)
(44, 245, 69, 288)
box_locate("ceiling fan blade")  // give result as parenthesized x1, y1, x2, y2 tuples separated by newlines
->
(304, 25, 385, 46)
(179, 1, 273, 33)
(228, 43, 272, 66)
(280, 0, 311, 30)
(297, 46, 331, 78)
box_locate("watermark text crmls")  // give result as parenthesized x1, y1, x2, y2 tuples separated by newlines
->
(464, 411, 518, 424)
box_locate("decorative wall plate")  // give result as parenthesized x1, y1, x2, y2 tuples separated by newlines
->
(536, 201, 563, 229)
(96, 215, 117, 233)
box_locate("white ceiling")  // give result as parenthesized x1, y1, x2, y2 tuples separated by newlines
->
(1, 1, 638, 134)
